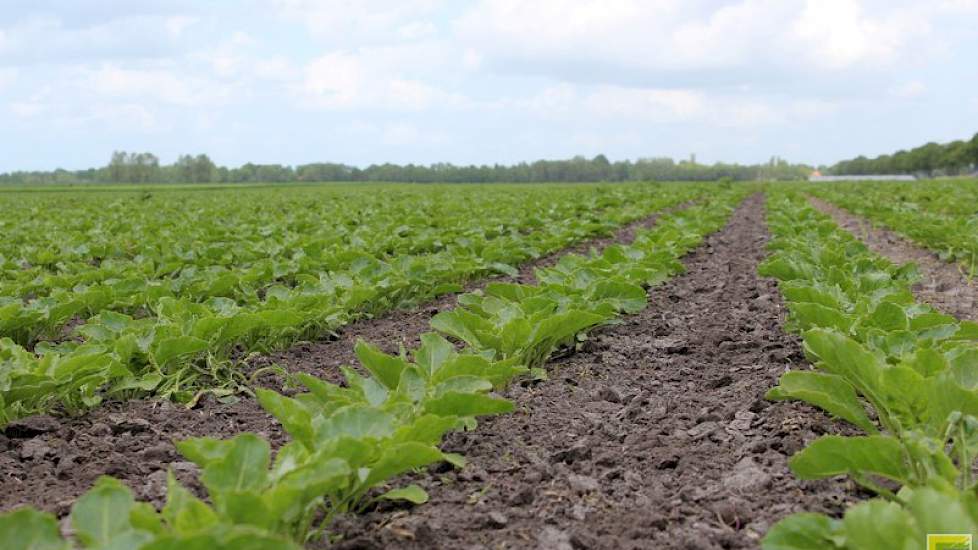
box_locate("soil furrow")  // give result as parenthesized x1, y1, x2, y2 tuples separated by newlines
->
(327, 194, 859, 550)
(809, 196, 978, 321)
(0, 203, 683, 517)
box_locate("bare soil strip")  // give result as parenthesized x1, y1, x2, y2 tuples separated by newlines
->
(0, 205, 680, 517)
(809, 197, 978, 321)
(326, 194, 859, 550)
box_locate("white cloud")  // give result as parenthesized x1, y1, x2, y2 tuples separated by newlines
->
(0, 14, 199, 66)
(456, 0, 941, 86)
(83, 103, 161, 131)
(8, 85, 53, 118)
(580, 88, 707, 121)
(397, 21, 436, 40)
(272, 0, 444, 42)
(889, 80, 927, 99)
(198, 32, 256, 77)
(301, 52, 363, 108)
(382, 123, 425, 145)
(164, 15, 198, 37)
(9, 100, 45, 118)
(0, 67, 16, 89)
(507, 82, 838, 129)
(298, 46, 467, 111)
(81, 64, 233, 106)
(939, 0, 978, 13)
(792, 0, 922, 70)
(7, 84, 160, 131)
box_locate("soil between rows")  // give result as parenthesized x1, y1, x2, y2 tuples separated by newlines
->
(810, 196, 978, 321)
(325, 194, 859, 550)
(0, 204, 677, 518)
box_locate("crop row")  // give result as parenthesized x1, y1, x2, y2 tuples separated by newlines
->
(0, 187, 750, 549)
(810, 181, 978, 277)
(759, 191, 978, 549)
(1, 184, 678, 345)
(0, 185, 704, 424)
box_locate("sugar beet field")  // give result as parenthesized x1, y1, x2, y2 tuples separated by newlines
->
(3, 180, 978, 549)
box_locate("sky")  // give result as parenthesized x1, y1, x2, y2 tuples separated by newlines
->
(1, 0, 977, 172)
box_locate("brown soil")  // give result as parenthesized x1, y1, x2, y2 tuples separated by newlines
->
(0, 205, 677, 517)
(810, 197, 978, 321)
(323, 194, 859, 550)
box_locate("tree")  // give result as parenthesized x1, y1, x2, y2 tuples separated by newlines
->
(192, 155, 217, 183)
(107, 151, 128, 183)
(131, 153, 160, 182)
(969, 133, 978, 169)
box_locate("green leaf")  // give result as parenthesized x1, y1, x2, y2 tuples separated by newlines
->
(789, 435, 911, 484)
(762, 513, 839, 550)
(0, 508, 69, 550)
(314, 406, 396, 443)
(790, 303, 852, 333)
(218, 492, 274, 530)
(430, 354, 526, 388)
(905, 487, 978, 536)
(354, 340, 409, 390)
(766, 371, 877, 434)
(591, 280, 648, 314)
(362, 442, 443, 487)
(71, 476, 140, 548)
(758, 257, 805, 281)
(865, 302, 909, 332)
(175, 437, 230, 466)
(413, 333, 455, 377)
(255, 389, 314, 449)
(904, 348, 948, 378)
(924, 376, 978, 430)
(198, 433, 270, 495)
(432, 375, 493, 396)
(802, 329, 887, 412)
(151, 336, 209, 366)
(162, 471, 219, 535)
(533, 310, 607, 346)
(879, 366, 930, 427)
(430, 309, 493, 348)
(781, 283, 843, 311)
(379, 484, 430, 504)
(128, 502, 164, 536)
(263, 456, 350, 522)
(423, 391, 514, 417)
(393, 414, 461, 445)
(841, 500, 918, 550)
(394, 365, 426, 404)
(948, 348, 978, 390)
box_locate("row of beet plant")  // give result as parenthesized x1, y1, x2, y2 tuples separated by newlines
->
(760, 191, 978, 549)
(809, 181, 978, 279)
(0, 188, 749, 549)
(0, 186, 702, 425)
(1, 185, 669, 345)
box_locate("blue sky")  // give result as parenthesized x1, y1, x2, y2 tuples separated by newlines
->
(1, 0, 976, 171)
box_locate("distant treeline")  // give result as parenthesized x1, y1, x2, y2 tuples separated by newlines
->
(829, 132, 978, 176)
(0, 152, 811, 185)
